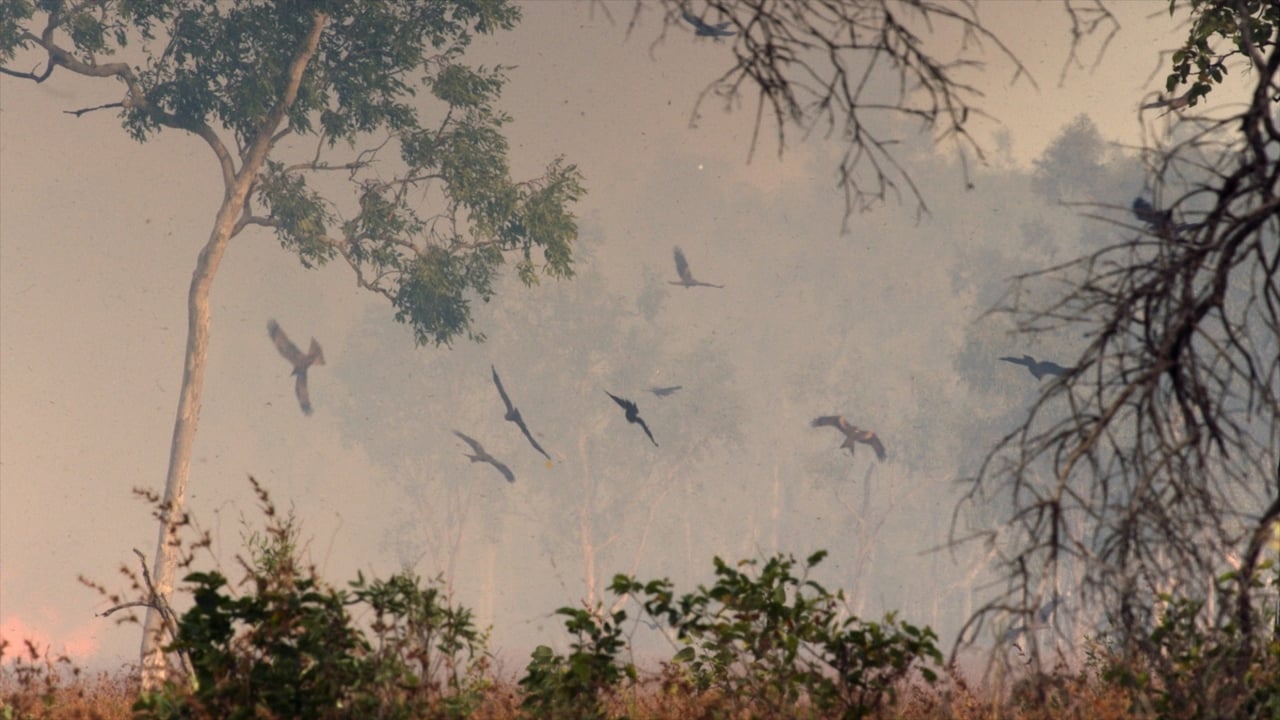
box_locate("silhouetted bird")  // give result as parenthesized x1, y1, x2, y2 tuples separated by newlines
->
(669, 246, 724, 289)
(453, 430, 515, 483)
(1000, 355, 1073, 380)
(267, 319, 324, 415)
(1140, 89, 1194, 113)
(648, 385, 683, 397)
(811, 415, 886, 461)
(1132, 197, 1199, 238)
(1002, 597, 1065, 644)
(491, 366, 551, 461)
(681, 10, 735, 37)
(606, 392, 658, 446)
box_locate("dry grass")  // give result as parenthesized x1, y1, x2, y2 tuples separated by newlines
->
(0, 650, 1150, 720)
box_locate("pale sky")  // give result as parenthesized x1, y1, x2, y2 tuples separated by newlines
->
(0, 1, 1213, 671)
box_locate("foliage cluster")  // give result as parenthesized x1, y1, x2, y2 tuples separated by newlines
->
(519, 550, 943, 720)
(129, 506, 490, 720)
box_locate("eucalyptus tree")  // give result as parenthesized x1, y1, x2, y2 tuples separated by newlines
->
(1, 0, 582, 685)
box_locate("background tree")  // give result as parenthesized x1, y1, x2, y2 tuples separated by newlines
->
(1, 0, 581, 686)
(953, 1, 1279, 709)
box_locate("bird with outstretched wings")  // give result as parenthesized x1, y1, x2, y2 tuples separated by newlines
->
(1000, 354, 1074, 380)
(606, 391, 658, 446)
(491, 365, 551, 461)
(670, 246, 724, 288)
(267, 319, 325, 415)
(648, 385, 683, 397)
(453, 430, 515, 483)
(681, 10, 736, 37)
(811, 415, 886, 461)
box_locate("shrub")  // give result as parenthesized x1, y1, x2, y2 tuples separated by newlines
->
(132, 501, 489, 720)
(611, 550, 943, 719)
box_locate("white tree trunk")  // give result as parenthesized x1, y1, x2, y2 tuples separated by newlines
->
(138, 197, 244, 688)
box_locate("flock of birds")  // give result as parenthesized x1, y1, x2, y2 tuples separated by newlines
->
(266, 243, 1084, 483)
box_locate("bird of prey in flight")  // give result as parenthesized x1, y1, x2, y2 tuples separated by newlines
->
(606, 392, 658, 446)
(1140, 89, 1194, 114)
(669, 246, 724, 288)
(811, 416, 886, 461)
(681, 10, 736, 37)
(648, 385, 683, 397)
(453, 430, 515, 483)
(1131, 197, 1199, 238)
(267, 319, 324, 415)
(1000, 354, 1074, 380)
(490, 365, 551, 461)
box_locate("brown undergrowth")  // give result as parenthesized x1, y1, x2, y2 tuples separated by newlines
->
(0, 648, 1162, 720)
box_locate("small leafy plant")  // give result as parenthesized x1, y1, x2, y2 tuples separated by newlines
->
(609, 550, 943, 719)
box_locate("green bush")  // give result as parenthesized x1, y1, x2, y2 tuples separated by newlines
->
(611, 550, 943, 720)
(133, 510, 489, 720)
(517, 606, 636, 720)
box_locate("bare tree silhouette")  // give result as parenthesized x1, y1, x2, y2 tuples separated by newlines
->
(954, 6, 1280, 708)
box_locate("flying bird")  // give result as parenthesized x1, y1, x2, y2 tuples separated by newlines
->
(810, 415, 886, 461)
(1131, 197, 1199, 238)
(605, 391, 658, 446)
(648, 385, 683, 397)
(1140, 89, 1194, 113)
(681, 10, 736, 37)
(452, 430, 515, 483)
(1000, 355, 1074, 380)
(490, 365, 551, 461)
(1002, 597, 1066, 644)
(669, 246, 724, 289)
(267, 319, 325, 415)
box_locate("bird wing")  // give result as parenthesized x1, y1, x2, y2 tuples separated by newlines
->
(811, 415, 848, 431)
(707, 21, 735, 35)
(453, 429, 485, 455)
(606, 391, 634, 413)
(635, 416, 659, 446)
(681, 11, 711, 32)
(491, 365, 516, 413)
(488, 457, 516, 483)
(672, 246, 695, 284)
(650, 385, 683, 397)
(268, 320, 307, 367)
(306, 338, 325, 367)
(294, 370, 313, 416)
(999, 355, 1033, 368)
(867, 434, 887, 461)
(516, 421, 551, 461)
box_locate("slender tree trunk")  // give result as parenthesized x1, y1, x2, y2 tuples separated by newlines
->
(138, 196, 245, 688)
(138, 12, 329, 690)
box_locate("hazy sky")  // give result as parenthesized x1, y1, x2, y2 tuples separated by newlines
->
(1, 2, 1214, 671)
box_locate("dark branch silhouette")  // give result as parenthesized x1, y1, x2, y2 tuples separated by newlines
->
(669, 246, 724, 288)
(648, 385, 683, 397)
(452, 430, 515, 483)
(810, 415, 886, 461)
(267, 320, 324, 415)
(490, 365, 551, 461)
(999, 354, 1074, 380)
(606, 391, 658, 446)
